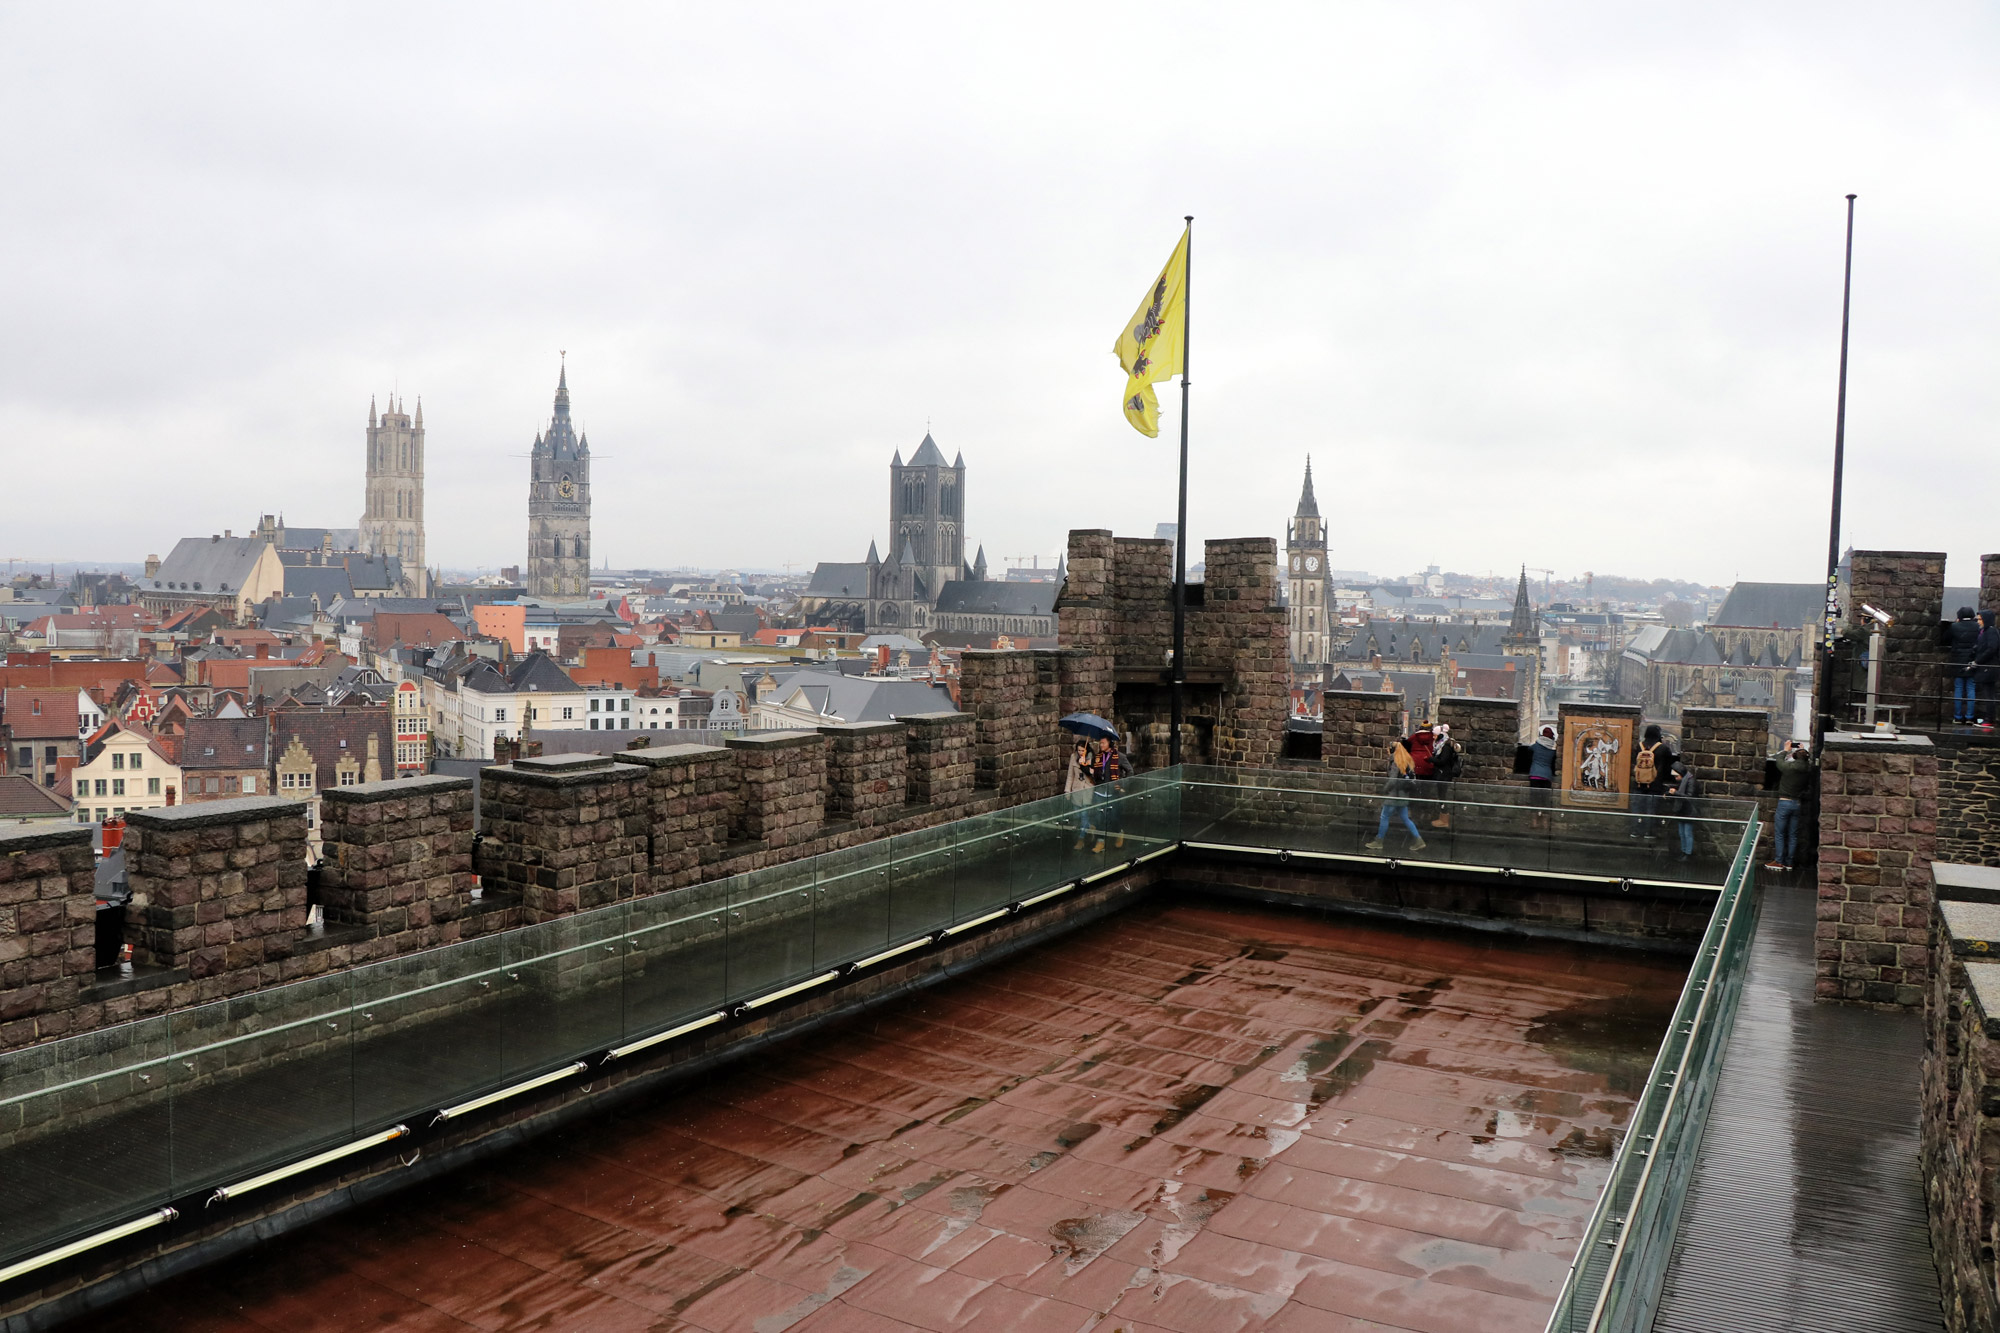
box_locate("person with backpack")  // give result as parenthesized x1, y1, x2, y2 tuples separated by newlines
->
(1631, 724, 1676, 839)
(1949, 606, 1982, 725)
(1365, 739, 1426, 853)
(1428, 722, 1463, 829)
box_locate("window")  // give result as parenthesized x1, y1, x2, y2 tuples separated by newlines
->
(590, 698, 600, 712)
(224, 776, 238, 793)
(493, 708, 507, 723)
(562, 707, 573, 720)
(340, 771, 356, 786)
(15, 747, 27, 769)
(95, 809, 106, 822)
(149, 777, 161, 795)
(112, 752, 124, 771)
(621, 718, 630, 730)
(111, 778, 125, 796)
(244, 776, 257, 794)
(95, 779, 108, 797)
(130, 753, 142, 771)
(590, 718, 599, 730)
(621, 698, 631, 712)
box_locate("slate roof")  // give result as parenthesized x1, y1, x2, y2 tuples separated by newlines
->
(281, 565, 357, 602)
(509, 650, 582, 694)
(1334, 620, 1512, 663)
(148, 536, 272, 595)
(272, 526, 362, 552)
(767, 670, 957, 723)
(933, 581, 1059, 616)
(806, 563, 872, 598)
(1710, 582, 1823, 629)
(181, 716, 270, 771)
(908, 433, 949, 467)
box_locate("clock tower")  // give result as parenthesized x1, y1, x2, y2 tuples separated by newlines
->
(526, 357, 591, 599)
(1286, 457, 1331, 668)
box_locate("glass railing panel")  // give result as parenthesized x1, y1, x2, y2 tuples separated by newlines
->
(0, 1014, 176, 1268)
(165, 969, 356, 1193)
(723, 862, 819, 1003)
(499, 904, 630, 1080)
(623, 881, 729, 1039)
(810, 842, 895, 972)
(349, 932, 507, 1130)
(883, 823, 957, 942)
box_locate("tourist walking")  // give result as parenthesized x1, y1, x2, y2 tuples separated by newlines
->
(1668, 759, 1699, 858)
(1631, 724, 1676, 839)
(1769, 739, 1814, 872)
(1089, 735, 1126, 854)
(1949, 606, 1981, 724)
(1429, 722, 1462, 829)
(1365, 740, 1427, 853)
(1066, 738, 1094, 850)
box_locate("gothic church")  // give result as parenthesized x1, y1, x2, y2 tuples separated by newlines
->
(525, 360, 591, 599)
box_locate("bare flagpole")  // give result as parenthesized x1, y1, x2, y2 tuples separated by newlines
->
(1814, 194, 1857, 751)
(1171, 216, 1192, 768)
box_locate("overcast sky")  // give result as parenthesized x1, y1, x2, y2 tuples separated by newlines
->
(4, 3, 1996, 589)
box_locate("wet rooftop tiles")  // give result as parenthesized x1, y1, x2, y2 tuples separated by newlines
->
(98, 899, 1686, 1333)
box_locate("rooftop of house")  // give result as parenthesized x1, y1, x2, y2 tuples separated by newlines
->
(179, 716, 271, 770)
(0, 773, 70, 818)
(765, 669, 956, 723)
(1, 688, 80, 740)
(147, 536, 274, 596)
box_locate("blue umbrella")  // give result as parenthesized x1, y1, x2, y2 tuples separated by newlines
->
(1059, 712, 1120, 741)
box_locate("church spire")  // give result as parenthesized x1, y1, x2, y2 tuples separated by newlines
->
(1296, 456, 1319, 518)
(1508, 566, 1535, 643)
(553, 355, 571, 420)
(370, 395, 377, 428)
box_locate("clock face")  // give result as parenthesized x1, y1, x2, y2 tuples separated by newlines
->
(557, 476, 575, 499)
(1306, 556, 1320, 572)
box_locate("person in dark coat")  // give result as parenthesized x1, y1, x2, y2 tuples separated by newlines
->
(1365, 740, 1427, 853)
(1526, 723, 1559, 831)
(1976, 611, 2000, 730)
(1631, 724, 1677, 838)
(1668, 759, 1699, 858)
(1950, 607, 1982, 724)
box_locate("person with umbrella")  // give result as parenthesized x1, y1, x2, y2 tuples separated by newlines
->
(1060, 714, 1126, 854)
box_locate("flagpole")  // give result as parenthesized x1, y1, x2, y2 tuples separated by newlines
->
(1171, 216, 1192, 768)
(1813, 194, 1856, 753)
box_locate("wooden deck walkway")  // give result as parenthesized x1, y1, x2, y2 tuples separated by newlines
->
(1653, 880, 1944, 1332)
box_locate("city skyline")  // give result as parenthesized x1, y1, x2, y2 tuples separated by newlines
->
(3, 6, 1997, 586)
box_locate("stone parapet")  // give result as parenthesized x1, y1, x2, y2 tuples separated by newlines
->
(0, 824, 97, 1051)
(960, 649, 1060, 801)
(1815, 731, 1936, 1006)
(1198, 538, 1289, 769)
(1681, 707, 1775, 859)
(318, 775, 476, 945)
(903, 711, 975, 810)
(1923, 901, 2000, 1333)
(124, 796, 310, 991)
(1322, 690, 1405, 776)
(818, 721, 907, 828)
(1935, 734, 2000, 869)
(478, 755, 651, 922)
(1982, 555, 2000, 617)
(1437, 695, 1522, 785)
(621, 744, 736, 887)
(725, 732, 829, 848)
(1848, 549, 1947, 728)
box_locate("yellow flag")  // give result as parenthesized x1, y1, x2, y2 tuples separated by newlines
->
(1111, 228, 1188, 437)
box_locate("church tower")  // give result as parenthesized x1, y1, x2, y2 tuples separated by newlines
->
(887, 434, 965, 608)
(526, 359, 591, 599)
(360, 395, 428, 596)
(1286, 458, 1330, 668)
(1503, 566, 1543, 738)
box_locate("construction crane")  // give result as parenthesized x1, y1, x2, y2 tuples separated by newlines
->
(1524, 567, 1557, 601)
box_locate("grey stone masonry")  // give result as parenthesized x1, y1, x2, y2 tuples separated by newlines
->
(1681, 707, 1775, 859)
(478, 755, 651, 923)
(960, 649, 1060, 801)
(1923, 901, 2000, 1333)
(725, 732, 829, 849)
(1983, 554, 2000, 616)
(818, 721, 907, 828)
(0, 824, 97, 1051)
(124, 796, 310, 994)
(1322, 690, 1406, 777)
(1057, 645, 1112, 725)
(1437, 695, 1522, 785)
(318, 775, 476, 944)
(903, 711, 975, 810)
(1849, 549, 1947, 726)
(1816, 731, 1937, 1006)
(1936, 734, 2000, 869)
(1056, 530, 1116, 675)
(1197, 538, 1289, 769)
(621, 744, 736, 888)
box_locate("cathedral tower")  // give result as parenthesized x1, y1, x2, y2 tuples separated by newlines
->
(526, 359, 591, 599)
(361, 395, 428, 595)
(1286, 457, 1330, 667)
(885, 433, 965, 607)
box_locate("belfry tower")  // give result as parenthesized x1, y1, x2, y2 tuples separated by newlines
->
(361, 395, 428, 595)
(526, 358, 591, 599)
(885, 434, 965, 605)
(1286, 457, 1330, 668)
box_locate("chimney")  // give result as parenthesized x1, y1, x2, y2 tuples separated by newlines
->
(100, 815, 126, 853)
(144, 554, 160, 579)
(877, 644, 891, 673)
(255, 644, 269, 660)
(224, 530, 233, 539)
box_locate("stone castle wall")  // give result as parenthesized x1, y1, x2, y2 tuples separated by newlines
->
(1816, 733, 1937, 1007)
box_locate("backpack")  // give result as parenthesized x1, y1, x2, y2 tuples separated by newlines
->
(1432, 739, 1462, 782)
(1634, 742, 1662, 786)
